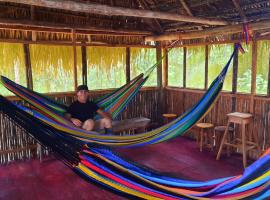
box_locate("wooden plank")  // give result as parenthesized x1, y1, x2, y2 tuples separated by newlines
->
(81, 44, 87, 85)
(126, 47, 131, 83)
(145, 20, 270, 41)
(23, 44, 33, 90)
(1, 0, 228, 25)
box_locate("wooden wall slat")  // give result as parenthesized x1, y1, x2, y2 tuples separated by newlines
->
(165, 88, 269, 159)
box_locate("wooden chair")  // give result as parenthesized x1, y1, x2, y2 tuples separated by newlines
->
(196, 123, 214, 152)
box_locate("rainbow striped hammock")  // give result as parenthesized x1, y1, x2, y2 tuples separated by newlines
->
(2, 45, 238, 147)
(0, 44, 269, 199)
(0, 95, 269, 199)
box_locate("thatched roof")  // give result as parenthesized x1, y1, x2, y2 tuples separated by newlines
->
(0, 0, 269, 45)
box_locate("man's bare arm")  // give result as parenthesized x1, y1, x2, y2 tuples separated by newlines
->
(97, 109, 112, 120)
(65, 113, 82, 127)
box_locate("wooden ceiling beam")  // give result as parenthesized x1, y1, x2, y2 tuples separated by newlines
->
(136, 0, 163, 33)
(145, 20, 270, 41)
(178, 0, 203, 30)
(178, 0, 192, 16)
(232, 0, 248, 22)
(0, 18, 151, 36)
(0, 0, 228, 25)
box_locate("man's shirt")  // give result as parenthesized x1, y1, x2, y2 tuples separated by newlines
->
(67, 101, 99, 122)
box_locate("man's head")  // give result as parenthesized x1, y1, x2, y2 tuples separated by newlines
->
(76, 85, 89, 103)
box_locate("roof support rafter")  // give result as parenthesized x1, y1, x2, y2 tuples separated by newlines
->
(0, 0, 228, 25)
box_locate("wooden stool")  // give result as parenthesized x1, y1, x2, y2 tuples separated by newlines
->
(196, 123, 214, 152)
(214, 126, 234, 150)
(216, 112, 260, 168)
(162, 113, 177, 124)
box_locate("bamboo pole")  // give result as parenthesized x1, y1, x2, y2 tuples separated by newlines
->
(162, 47, 168, 87)
(23, 44, 33, 90)
(81, 44, 87, 85)
(232, 43, 239, 112)
(183, 47, 187, 88)
(72, 29, 78, 90)
(1, 0, 228, 25)
(126, 47, 130, 83)
(156, 42, 162, 88)
(0, 18, 151, 36)
(204, 45, 208, 89)
(250, 40, 257, 113)
(145, 20, 270, 41)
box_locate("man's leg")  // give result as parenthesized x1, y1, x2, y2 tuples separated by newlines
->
(82, 119, 95, 131)
(100, 118, 113, 134)
(100, 118, 112, 129)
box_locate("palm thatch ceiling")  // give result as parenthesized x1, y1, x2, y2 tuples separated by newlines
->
(0, 0, 269, 44)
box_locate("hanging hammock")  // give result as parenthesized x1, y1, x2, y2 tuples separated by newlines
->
(1, 45, 238, 147)
(0, 96, 269, 200)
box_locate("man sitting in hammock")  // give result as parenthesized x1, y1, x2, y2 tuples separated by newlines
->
(65, 85, 113, 134)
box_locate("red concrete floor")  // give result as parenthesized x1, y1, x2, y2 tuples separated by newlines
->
(0, 137, 247, 200)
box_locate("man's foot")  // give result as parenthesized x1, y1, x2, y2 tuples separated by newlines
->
(105, 128, 113, 135)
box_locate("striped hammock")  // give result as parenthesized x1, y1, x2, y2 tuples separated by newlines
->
(0, 96, 269, 199)
(0, 45, 238, 147)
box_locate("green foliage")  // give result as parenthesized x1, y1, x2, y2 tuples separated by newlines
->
(186, 46, 205, 89)
(237, 43, 252, 93)
(238, 69, 252, 93)
(130, 48, 157, 86)
(0, 43, 26, 96)
(256, 41, 269, 95)
(209, 44, 233, 91)
(87, 47, 126, 90)
(168, 48, 183, 87)
(30, 44, 75, 93)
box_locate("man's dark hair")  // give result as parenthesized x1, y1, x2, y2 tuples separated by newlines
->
(77, 85, 89, 92)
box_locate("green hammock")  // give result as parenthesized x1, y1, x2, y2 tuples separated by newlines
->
(0, 44, 239, 147)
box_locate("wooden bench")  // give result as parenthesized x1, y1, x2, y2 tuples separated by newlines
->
(112, 117, 151, 134)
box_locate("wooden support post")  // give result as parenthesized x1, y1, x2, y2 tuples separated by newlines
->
(23, 44, 33, 90)
(162, 47, 168, 88)
(250, 40, 257, 113)
(156, 42, 162, 88)
(232, 43, 239, 112)
(126, 47, 130, 83)
(183, 47, 187, 88)
(30, 5, 37, 42)
(204, 45, 208, 89)
(72, 29, 78, 90)
(81, 44, 87, 86)
(267, 52, 270, 96)
(156, 42, 163, 122)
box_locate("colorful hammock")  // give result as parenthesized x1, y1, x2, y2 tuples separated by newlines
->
(0, 96, 269, 199)
(0, 45, 239, 147)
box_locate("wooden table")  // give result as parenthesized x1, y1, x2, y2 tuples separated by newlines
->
(216, 112, 260, 168)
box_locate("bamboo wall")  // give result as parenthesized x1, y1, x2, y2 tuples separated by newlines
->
(0, 89, 160, 164)
(165, 88, 270, 159)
